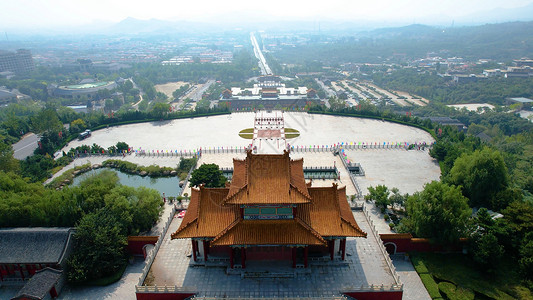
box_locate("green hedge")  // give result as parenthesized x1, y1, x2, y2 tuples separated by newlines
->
(103, 159, 175, 177)
(438, 282, 475, 300)
(411, 255, 430, 274)
(420, 273, 443, 299)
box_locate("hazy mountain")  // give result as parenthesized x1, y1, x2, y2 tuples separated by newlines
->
(456, 3, 533, 25)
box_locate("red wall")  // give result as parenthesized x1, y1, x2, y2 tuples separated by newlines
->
(246, 246, 292, 260)
(136, 293, 195, 300)
(344, 291, 403, 300)
(128, 236, 159, 255)
(380, 234, 465, 253)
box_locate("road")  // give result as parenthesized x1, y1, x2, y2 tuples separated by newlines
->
(314, 78, 335, 108)
(12, 133, 38, 160)
(250, 32, 272, 75)
(173, 79, 215, 111)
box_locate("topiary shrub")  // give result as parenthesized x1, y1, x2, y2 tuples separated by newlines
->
(420, 273, 442, 299)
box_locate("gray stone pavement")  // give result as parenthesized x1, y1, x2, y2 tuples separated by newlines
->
(147, 209, 397, 298)
(345, 148, 440, 196)
(392, 255, 431, 300)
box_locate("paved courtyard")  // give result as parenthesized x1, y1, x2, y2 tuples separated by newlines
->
(147, 210, 398, 298)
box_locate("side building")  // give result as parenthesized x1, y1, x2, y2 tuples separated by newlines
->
(0, 49, 35, 74)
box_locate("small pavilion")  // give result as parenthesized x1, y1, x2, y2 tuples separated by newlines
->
(171, 150, 366, 268)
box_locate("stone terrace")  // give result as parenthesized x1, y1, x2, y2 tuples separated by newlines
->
(146, 208, 397, 298)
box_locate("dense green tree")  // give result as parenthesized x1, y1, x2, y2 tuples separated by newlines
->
(519, 232, 533, 281)
(0, 142, 19, 173)
(365, 185, 390, 212)
(67, 209, 127, 283)
(401, 181, 471, 244)
(115, 141, 129, 152)
(189, 163, 226, 188)
(389, 187, 408, 210)
(447, 147, 510, 209)
(31, 108, 63, 134)
(471, 232, 504, 272)
(150, 103, 171, 119)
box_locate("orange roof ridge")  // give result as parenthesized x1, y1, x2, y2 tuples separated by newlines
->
(171, 187, 201, 239)
(336, 186, 367, 238)
(211, 217, 242, 244)
(294, 217, 327, 244)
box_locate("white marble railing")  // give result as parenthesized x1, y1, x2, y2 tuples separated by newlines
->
(361, 203, 402, 286)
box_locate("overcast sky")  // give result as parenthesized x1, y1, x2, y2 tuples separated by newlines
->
(1, 0, 532, 28)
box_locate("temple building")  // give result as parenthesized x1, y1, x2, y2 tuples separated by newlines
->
(219, 75, 320, 110)
(171, 150, 367, 268)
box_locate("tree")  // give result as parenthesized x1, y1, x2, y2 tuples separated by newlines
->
(189, 163, 226, 188)
(115, 141, 129, 152)
(150, 103, 170, 119)
(0, 142, 19, 173)
(519, 232, 533, 281)
(471, 232, 504, 272)
(389, 187, 407, 210)
(365, 185, 390, 212)
(447, 147, 509, 209)
(31, 108, 63, 134)
(67, 209, 127, 283)
(401, 181, 471, 244)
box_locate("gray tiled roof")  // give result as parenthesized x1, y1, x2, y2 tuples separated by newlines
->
(11, 268, 63, 300)
(0, 228, 74, 264)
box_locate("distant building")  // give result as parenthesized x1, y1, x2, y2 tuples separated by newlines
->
(0, 49, 35, 74)
(504, 66, 533, 78)
(50, 80, 118, 100)
(219, 75, 320, 110)
(426, 117, 467, 132)
(513, 58, 533, 67)
(0, 71, 15, 79)
(0, 89, 18, 105)
(483, 69, 502, 77)
(506, 97, 533, 109)
(453, 74, 487, 83)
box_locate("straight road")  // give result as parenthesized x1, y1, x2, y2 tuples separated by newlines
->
(250, 32, 272, 76)
(12, 133, 38, 160)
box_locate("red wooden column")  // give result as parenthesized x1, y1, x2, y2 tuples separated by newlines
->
(241, 247, 246, 268)
(304, 246, 309, 268)
(191, 240, 197, 262)
(329, 240, 335, 260)
(341, 239, 346, 261)
(203, 241, 209, 262)
(18, 264, 24, 280)
(292, 247, 297, 268)
(229, 248, 234, 268)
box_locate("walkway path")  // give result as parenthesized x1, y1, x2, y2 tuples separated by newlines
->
(392, 255, 431, 300)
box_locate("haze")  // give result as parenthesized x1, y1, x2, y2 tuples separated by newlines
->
(2, 0, 533, 30)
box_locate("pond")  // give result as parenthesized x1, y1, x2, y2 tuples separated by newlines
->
(72, 168, 182, 197)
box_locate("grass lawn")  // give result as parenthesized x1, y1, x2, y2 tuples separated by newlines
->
(410, 252, 532, 299)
